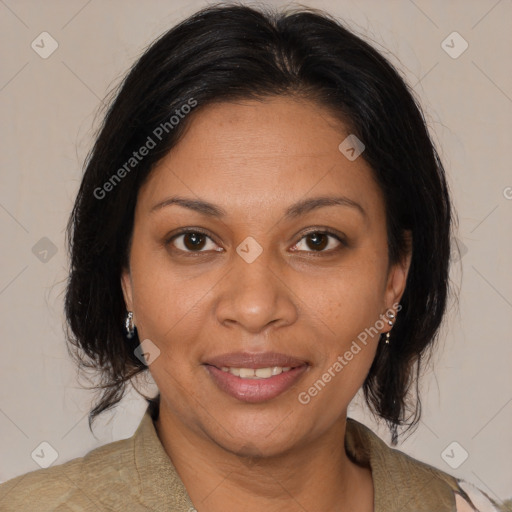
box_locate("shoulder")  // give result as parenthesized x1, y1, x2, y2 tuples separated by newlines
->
(377, 436, 504, 512)
(381, 443, 506, 512)
(346, 418, 507, 512)
(0, 434, 139, 512)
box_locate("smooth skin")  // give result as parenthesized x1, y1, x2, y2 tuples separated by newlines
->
(121, 95, 412, 512)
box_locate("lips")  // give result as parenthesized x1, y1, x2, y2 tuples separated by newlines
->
(202, 351, 310, 403)
(204, 351, 308, 370)
(204, 364, 309, 403)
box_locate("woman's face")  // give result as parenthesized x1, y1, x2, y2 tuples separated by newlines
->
(121, 95, 411, 456)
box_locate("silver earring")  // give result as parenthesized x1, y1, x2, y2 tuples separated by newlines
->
(125, 311, 135, 339)
(384, 310, 396, 345)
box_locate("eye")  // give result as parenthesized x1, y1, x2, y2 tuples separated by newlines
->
(291, 230, 345, 253)
(168, 230, 222, 253)
(166, 228, 346, 255)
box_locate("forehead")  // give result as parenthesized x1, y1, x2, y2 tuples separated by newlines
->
(137, 96, 385, 221)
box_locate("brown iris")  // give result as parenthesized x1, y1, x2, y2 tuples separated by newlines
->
(305, 233, 329, 251)
(183, 232, 207, 251)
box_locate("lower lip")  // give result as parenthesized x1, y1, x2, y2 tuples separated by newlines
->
(204, 365, 309, 403)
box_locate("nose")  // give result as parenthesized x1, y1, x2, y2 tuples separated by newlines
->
(215, 250, 298, 334)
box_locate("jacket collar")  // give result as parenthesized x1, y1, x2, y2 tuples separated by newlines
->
(133, 401, 458, 511)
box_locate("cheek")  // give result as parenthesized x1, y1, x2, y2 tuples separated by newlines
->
(128, 244, 208, 352)
(299, 259, 386, 339)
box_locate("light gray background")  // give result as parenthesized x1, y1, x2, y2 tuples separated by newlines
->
(1, 0, 511, 504)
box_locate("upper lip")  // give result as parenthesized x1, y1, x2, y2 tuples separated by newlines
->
(204, 351, 309, 369)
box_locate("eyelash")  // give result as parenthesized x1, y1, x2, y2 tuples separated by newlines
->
(165, 227, 347, 256)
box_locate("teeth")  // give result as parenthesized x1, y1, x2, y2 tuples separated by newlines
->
(219, 366, 292, 379)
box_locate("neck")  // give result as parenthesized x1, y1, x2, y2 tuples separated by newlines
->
(154, 402, 374, 512)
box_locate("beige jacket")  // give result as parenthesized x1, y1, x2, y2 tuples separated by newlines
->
(0, 402, 505, 511)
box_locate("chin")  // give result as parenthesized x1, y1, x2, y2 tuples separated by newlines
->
(201, 411, 305, 459)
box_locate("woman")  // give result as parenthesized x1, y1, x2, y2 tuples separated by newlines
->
(0, 4, 506, 511)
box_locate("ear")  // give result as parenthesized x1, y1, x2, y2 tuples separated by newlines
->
(383, 230, 412, 317)
(120, 267, 134, 312)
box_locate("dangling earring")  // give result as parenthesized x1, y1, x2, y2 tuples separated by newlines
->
(125, 311, 135, 339)
(384, 309, 396, 345)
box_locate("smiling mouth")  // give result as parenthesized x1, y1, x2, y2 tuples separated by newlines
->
(203, 350, 309, 370)
(212, 365, 300, 379)
(202, 351, 310, 401)
(203, 362, 309, 403)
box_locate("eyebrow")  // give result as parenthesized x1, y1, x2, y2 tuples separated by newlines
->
(150, 195, 367, 220)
